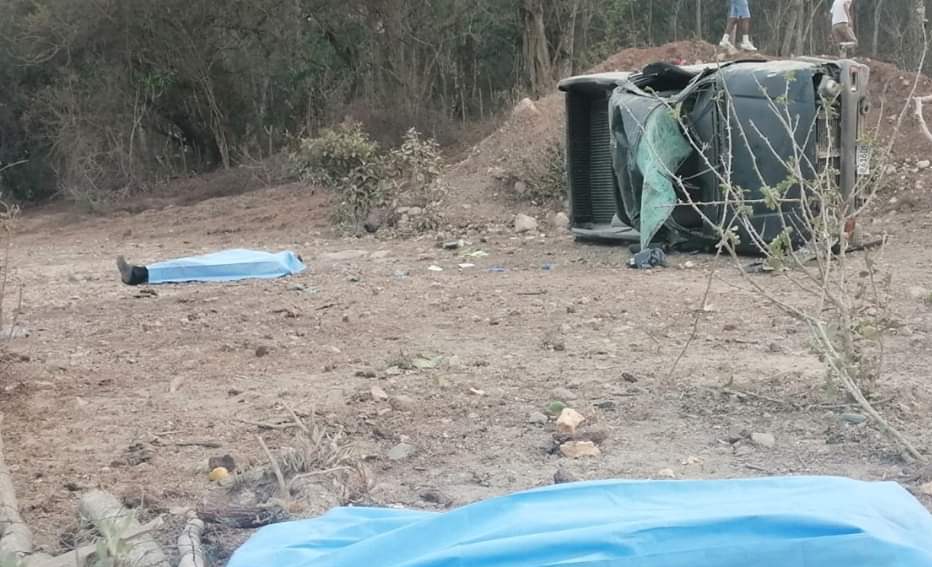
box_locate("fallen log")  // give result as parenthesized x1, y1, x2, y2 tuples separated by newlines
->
(0, 414, 33, 557)
(177, 515, 206, 567)
(78, 490, 169, 567)
(25, 518, 163, 567)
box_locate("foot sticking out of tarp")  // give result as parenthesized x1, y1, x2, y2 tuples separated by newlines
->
(115, 249, 305, 285)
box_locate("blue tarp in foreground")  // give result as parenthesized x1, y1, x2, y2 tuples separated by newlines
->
(146, 249, 305, 284)
(228, 477, 932, 567)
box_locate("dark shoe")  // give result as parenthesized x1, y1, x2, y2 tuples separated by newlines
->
(116, 256, 133, 285)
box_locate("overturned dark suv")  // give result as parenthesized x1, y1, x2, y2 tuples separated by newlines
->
(558, 58, 870, 253)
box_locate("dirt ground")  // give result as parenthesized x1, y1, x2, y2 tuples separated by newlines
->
(3, 46, 932, 564)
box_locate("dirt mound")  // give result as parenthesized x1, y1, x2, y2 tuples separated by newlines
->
(587, 40, 719, 73)
(442, 41, 718, 226)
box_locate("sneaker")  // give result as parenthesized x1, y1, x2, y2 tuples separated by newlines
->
(740, 36, 758, 52)
(719, 34, 735, 50)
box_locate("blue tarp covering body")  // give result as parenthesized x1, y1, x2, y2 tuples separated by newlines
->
(228, 477, 932, 567)
(146, 249, 305, 284)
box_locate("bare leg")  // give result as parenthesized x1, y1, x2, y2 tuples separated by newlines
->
(727, 17, 738, 41)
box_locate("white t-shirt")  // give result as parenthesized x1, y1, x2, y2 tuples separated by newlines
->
(832, 0, 852, 25)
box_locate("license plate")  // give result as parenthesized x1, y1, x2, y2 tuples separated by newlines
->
(856, 144, 871, 176)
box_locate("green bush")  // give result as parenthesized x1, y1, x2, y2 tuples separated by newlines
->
(292, 124, 446, 231)
(292, 122, 387, 226)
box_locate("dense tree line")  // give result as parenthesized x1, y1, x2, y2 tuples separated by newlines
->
(0, 0, 927, 203)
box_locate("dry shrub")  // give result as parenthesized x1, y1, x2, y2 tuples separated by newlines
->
(291, 124, 446, 233)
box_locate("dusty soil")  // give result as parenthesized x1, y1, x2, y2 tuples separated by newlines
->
(3, 45, 932, 564)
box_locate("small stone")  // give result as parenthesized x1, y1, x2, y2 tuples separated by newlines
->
(551, 387, 578, 401)
(553, 468, 580, 484)
(488, 166, 507, 179)
(389, 395, 416, 412)
(287, 283, 307, 292)
(419, 489, 446, 505)
(370, 386, 389, 401)
(514, 180, 528, 195)
(255, 346, 270, 358)
(442, 239, 465, 250)
(657, 468, 677, 479)
(207, 454, 236, 472)
(920, 481, 932, 496)
(387, 443, 416, 461)
(514, 213, 539, 234)
(622, 372, 639, 383)
(364, 207, 386, 233)
(559, 441, 601, 459)
(512, 97, 541, 118)
(750, 432, 776, 448)
(556, 408, 586, 435)
(841, 413, 867, 424)
(908, 286, 930, 300)
(918, 160, 931, 169)
(427, 265, 444, 272)
(528, 411, 549, 425)
(594, 400, 616, 411)
(552, 212, 570, 230)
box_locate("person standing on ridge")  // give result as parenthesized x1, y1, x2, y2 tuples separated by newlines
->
(719, 0, 758, 52)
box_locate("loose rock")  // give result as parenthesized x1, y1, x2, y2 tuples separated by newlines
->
(514, 213, 539, 234)
(556, 408, 586, 435)
(841, 413, 867, 424)
(527, 411, 549, 425)
(208, 455, 236, 472)
(559, 441, 601, 459)
(553, 468, 580, 484)
(920, 481, 932, 496)
(750, 432, 776, 448)
(370, 386, 389, 401)
(390, 395, 416, 412)
(387, 443, 416, 461)
(552, 212, 570, 230)
(657, 468, 677, 479)
(551, 387, 578, 401)
(908, 286, 930, 300)
(512, 97, 541, 118)
(918, 160, 931, 170)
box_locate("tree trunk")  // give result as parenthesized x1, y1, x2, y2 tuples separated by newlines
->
(872, 0, 886, 57)
(695, 0, 702, 39)
(781, 0, 803, 56)
(79, 491, 170, 567)
(0, 416, 32, 558)
(554, 0, 580, 80)
(521, 0, 552, 97)
(903, 0, 927, 71)
(573, 0, 594, 74)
